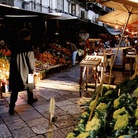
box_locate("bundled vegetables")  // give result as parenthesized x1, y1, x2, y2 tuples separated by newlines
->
(66, 76, 138, 138)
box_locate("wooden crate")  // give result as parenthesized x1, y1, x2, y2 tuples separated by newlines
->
(39, 70, 47, 80)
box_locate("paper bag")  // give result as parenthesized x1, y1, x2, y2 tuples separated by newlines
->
(28, 74, 34, 83)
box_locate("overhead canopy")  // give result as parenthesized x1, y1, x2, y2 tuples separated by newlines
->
(0, 4, 46, 17)
(106, 27, 121, 35)
(97, 10, 138, 28)
(108, 0, 138, 8)
(102, 1, 138, 14)
(97, 0, 138, 29)
(90, 0, 138, 8)
(95, 0, 138, 82)
(46, 13, 77, 20)
(0, 4, 77, 20)
(128, 20, 138, 28)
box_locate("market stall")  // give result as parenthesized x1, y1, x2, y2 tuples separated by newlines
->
(67, 76, 138, 138)
(0, 43, 11, 97)
(0, 40, 72, 95)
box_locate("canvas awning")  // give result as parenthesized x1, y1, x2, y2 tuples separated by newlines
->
(97, 10, 138, 28)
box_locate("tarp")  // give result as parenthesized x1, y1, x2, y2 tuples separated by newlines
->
(106, 27, 121, 35)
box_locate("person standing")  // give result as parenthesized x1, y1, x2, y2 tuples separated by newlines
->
(65, 40, 77, 66)
(9, 28, 38, 115)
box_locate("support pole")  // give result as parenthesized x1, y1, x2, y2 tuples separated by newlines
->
(108, 12, 131, 88)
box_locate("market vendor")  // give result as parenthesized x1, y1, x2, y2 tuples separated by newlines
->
(65, 39, 78, 66)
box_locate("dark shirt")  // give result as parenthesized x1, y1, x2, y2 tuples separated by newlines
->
(70, 43, 77, 52)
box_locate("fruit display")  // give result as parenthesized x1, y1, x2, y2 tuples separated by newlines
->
(35, 52, 57, 65)
(0, 54, 10, 81)
(34, 47, 71, 67)
(0, 49, 11, 57)
(61, 48, 71, 56)
(66, 76, 138, 138)
(0, 44, 72, 82)
(49, 43, 71, 56)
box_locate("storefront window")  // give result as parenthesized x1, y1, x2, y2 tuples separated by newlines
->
(71, 3, 76, 15)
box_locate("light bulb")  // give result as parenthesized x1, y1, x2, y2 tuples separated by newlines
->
(126, 28, 129, 32)
(115, 25, 118, 29)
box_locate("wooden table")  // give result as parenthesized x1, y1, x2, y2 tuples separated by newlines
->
(79, 55, 103, 97)
(79, 53, 115, 97)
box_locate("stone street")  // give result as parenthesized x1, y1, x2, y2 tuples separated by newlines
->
(0, 64, 130, 138)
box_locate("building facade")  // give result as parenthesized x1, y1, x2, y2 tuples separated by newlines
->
(0, 0, 109, 26)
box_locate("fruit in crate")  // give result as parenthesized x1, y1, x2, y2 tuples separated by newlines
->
(35, 60, 43, 68)
(35, 53, 57, 65)
(0, 58, 10, 80)
(0, 58, 10, 71)
(61, 48, 71, 55)
(58, 57, 66, 64)
(0, 49, 11, 56)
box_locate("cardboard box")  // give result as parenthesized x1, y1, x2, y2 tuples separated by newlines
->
(34, 73, 40, 84)
(39, 70, 47, 80)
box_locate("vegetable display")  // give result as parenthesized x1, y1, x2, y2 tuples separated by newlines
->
(67, 76, 138, 138)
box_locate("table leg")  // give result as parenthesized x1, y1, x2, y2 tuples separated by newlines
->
(79, 66, 83, 97)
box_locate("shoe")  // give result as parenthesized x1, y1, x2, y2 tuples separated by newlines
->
(9, 108, 14, 115)
(28, 98, 38, 104)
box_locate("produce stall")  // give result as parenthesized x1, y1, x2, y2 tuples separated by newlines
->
(66, 75, 138, 138)
(0, 43, 72, 93)
(0, 48, 10, 96)
(34, 43, 71, 79)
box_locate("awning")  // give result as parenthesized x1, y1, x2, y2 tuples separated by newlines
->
(46, 13, 77, 20)
(0, 4, 78, 20)
(0, 4, 46, 17)
(106, 27, 121, 35)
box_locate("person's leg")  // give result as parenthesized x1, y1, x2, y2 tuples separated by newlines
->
(9, 90, 18, 115)
(72, 51, 77, 65)
(27, 88, 38, 104)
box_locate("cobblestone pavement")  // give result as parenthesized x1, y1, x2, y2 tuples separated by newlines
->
(0, 64, 131, 138)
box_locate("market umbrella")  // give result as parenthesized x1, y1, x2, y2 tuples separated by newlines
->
(97, 10, 138, 28)
(96, 0, 138, 86)
(93, 0, 138, 7)
(97, 0, 138, 30)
